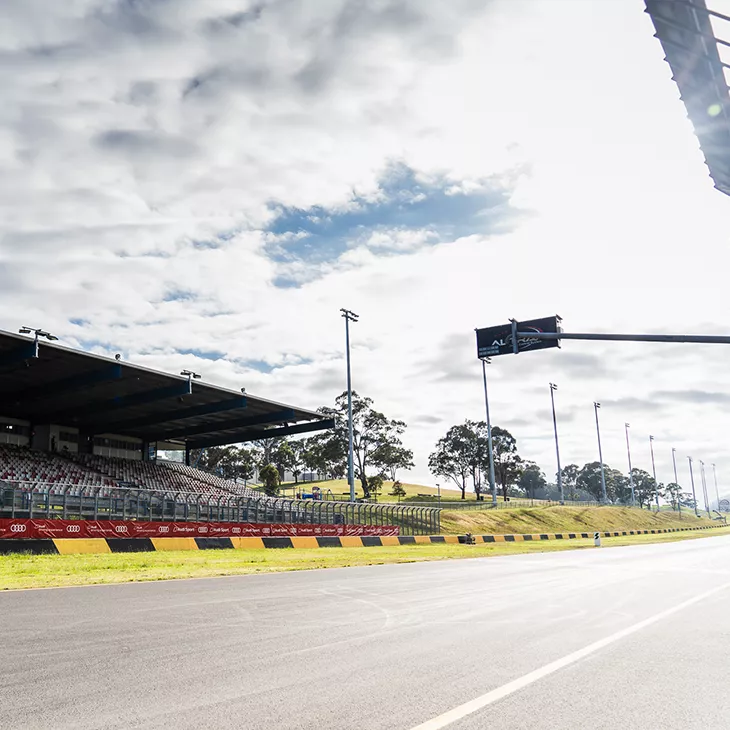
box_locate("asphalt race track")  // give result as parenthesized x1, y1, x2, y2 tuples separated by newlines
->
(2, 537, 730, 729)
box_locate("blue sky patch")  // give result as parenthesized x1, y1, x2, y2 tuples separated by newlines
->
(263, 164, 516, 287)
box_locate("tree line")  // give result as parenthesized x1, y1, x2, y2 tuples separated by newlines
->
(427, 418, 686, 508)
(189, 396, 688, 509)
(189, 391, 414, 498)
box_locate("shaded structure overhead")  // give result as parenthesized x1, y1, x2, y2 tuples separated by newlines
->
(646, 0, 730, 195)
(0, 330, 331, 449)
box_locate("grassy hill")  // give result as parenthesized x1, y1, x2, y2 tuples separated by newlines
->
(440, 506, 719, 535)
(271, 478, 477, 502)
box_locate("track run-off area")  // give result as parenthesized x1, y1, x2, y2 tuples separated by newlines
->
(2, 533, 730, 729)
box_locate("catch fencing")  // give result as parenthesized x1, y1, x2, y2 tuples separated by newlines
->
(0, 482, 440, 536)
(405, 498, 612, 510)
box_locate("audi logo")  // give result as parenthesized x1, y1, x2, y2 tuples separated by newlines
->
(158, 526, 169, 533)
(10, 524, 26, 533)
(198, 527, 208, 533)
(115, 525, 128, 533)
(232, 527, 241, 534)
(66, 525, 81, 533)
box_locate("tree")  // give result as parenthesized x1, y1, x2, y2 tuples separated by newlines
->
(252, 436, 285, 469)
(577, 461, 617, 502)
(491, 427, 522, 500)
(664, 482, 682, 511)
(631, 468, 658, 509)
(606, 467, 630, 505)
(259, 464, 280, 497)
(287, 440, 307, 484)
(371, 441, 414, 482)
(428, 423, 475, 499)
(518, 462, 547, 500)
(189, 446, 258, 483)
(301, 433, 347, 479)
(561, 464, 580, 501)
(233, 447, 258, 485)
(367, 474, 385, 502)
(319, 392, 411, 499)
(389, 480, 406, 502)
(271, 440, 294, 482)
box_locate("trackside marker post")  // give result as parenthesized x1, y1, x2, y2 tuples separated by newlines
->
(594, 532, 601, 547)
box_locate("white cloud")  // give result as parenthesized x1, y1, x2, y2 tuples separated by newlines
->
(2, 0, 730, 494)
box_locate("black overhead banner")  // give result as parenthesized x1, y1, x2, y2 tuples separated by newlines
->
(476, 316, 562, 358)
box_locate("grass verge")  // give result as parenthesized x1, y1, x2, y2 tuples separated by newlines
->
(2, 527, 730, 591)
(439, 506, 718, 534)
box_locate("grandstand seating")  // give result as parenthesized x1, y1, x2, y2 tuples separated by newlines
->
(68, 453, 237, 499)
(0, 444, 271, 503)
(163, 461, 262, 499)
(0, 443, 115, 495)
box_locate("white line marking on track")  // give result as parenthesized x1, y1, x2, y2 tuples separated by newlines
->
(408, 580, 730, 730)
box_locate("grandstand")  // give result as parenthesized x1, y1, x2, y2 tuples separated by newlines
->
(0, 327, 330, 504)
(0, 329, 439, 535)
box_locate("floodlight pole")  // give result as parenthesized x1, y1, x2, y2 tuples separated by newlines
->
(341, 309, 359, 503)
(712, 463, 720, 515)
(688, 457, 699, 517)
(549, 383, 563, 504)
(180, 369, 201, 394)
(481, 358, 497, 505)
(18, 326, 57, 357)
(649, 435, 659, 512)
(700, 461, 711, 518)
(625, 424, 635, 506)
(594, 402, 608, 503)
(672, 448, 681, 519)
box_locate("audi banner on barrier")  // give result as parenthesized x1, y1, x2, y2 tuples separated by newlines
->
(0, 519, 400, 540)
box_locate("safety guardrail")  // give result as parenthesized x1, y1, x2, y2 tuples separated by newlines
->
(0, 482, 440, 536)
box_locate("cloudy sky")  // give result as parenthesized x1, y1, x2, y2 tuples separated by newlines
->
(2, 0, 730, 495)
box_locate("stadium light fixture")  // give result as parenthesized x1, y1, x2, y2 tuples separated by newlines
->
(649, 435, 659, 512)
(688, 457, 699, 517)
(672, 447, 681, 518)
(478, 357, 497, 505)
(19, 327, 58, 342)
(18, 326, 58, 358)
(712, 464, 721, 517)
(625, 423, 635, 506)
(340, 308, 359, 503)
(594, 402, 608, 503)
(180, 369, 201, 394)
(549, 383, 563, 505)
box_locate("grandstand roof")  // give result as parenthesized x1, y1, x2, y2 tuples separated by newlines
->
(0, 330, 332, 449)
(646, 0, 730, 196)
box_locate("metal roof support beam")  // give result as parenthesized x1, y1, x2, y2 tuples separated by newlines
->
(87, 395, 248, 432)
(187, 418, 335, 450)
(1, 364, 123, 408)
(0, 341, 38, 371)
(41, 382, 193, 423)
(152, 408, 296, 441)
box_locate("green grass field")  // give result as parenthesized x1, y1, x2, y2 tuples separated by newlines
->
(2, 527, 729, 591)
(256, 478, 475, 502)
